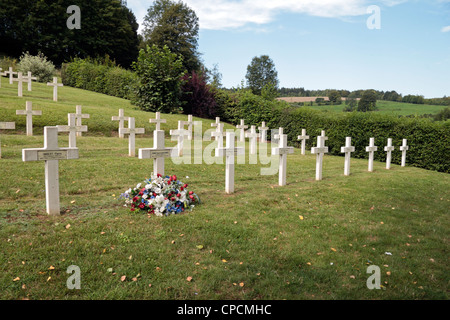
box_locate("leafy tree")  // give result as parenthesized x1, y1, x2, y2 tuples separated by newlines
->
(0, 0, 139, 68)
(132, 44, 186, 113)
(181, 71, 217, 118)
(142, 0, 200, 73)
(261, 83, 279, 101)
(357, 90, 378, 112)
(328, 90, 342, 105)
(245, 55, 279, 96)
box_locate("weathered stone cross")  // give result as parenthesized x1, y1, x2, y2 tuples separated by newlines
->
(236, 119, 248, 142)
(365, 138, 378, 172)
(16, 101, 42, 136)
(400, 139, 409, 167)
(70, 105, 90, 137)
(4, 67, 17, 85)
(384, 138, 395, 169)
(216, 131, 244, 194)
(149, 112, 167, 131)
(13, 72, 28, 97)
(112, 109, 129, 138)
(0, 121, 15, 158)
(22, 127, 79, 216)
(23, 71, 37, 91)
(311, 135, 329, 180)
(272, 133, 294, 186)
(47, 77, 64, 101)
(340, 137, 355, 176)
(57, 113, 88, 148)
(120, 117, 145, 157)
(170, 120, 190, 157)
(245, 125, 260, 155)
(258, 121, 269, 143)
(139, 129, 173, 176)
(297, 129, 309, 155)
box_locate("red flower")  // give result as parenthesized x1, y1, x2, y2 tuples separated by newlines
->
(131, 208, 135, 212)
(180, 187, 184, 191)
(157, 173, 162, 177)
(184, 184, 188, 188)
(139, 203, 145, 209)
(172, 175, 177, 181)
(189, 195, 194, 200)
(189, 191, 194, 195)
(177, 193, 181, 197)
(171, 197, 176, 202)
(133, 197, 138, 202)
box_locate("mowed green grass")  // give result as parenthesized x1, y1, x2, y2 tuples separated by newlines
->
(0, 76, 449, 300)
(303, 100, 447, 116)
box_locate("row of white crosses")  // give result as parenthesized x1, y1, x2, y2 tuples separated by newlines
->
(1, 67, 63, 101)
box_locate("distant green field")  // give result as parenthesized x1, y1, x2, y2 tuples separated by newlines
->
(294, 100, 447, 116)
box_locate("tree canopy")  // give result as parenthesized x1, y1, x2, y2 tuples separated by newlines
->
(0, 0, 139, 68)
(245, 55, 279, 96)
(142, 0, 201, 73)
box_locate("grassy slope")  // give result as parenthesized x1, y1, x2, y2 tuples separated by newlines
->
(297, 100, 447, 116)
(0, 76, 449, 300)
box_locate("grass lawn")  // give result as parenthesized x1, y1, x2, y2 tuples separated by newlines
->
(296, 100, 447, 116)
(0, 76, 449, 300)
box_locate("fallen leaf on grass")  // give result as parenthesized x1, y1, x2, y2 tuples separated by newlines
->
(120, 275, 126, 282)
(13, 277, 20, 282)
(239, 282, 244, 287)
(186, 276, 193, 282)
(196, 245, 204, 250)
(299, 215, 304, 220)
(331, 248, 337, 252)
(48, 266, 55, 270)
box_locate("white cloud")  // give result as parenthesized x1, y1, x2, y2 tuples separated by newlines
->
(442, 26, 450, 32)
(181, 0, 409, 30)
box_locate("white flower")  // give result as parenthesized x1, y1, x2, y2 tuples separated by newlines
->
(136, 183, 142, 189)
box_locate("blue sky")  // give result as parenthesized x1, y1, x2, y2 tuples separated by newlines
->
(127, 0, 450, 98)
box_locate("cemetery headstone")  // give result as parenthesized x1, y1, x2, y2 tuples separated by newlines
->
(47, 77, 63, 102)
(258, 121, 269, 143)
(13, 72, 28, 97)
(112, 109, 129, 138)
(71, 105, 90, 137)
(57, 113, 88, 148)
(149, 112, 166, 131)
(365, 138, 378, 172)
(340, 137, 355, 176)
(181, 114, 194, 140)
(245, 125, 260, 155)
(272, 134, 294, 186)
(22, 126, 79, 216)
(211, 122, 226, 157)
(0, 121, 15, 158)
(311, 135, 329, 180)
(119, 117, 144, 157)
(170, 121, 190, 157)
(384, 138, 395, 170)
(297, 129, 309, 155)
(236, 119, 248, 143)
(139, 129, 173, 176)
(400, 139, 409, 167)
(23, 71, 37, 91)
(5, 67, 17, 85)
(16, 101, 42, 136)
(215, 131, 244, 194)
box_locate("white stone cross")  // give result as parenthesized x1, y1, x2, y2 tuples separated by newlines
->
(211, 117, 221, 129)
(365, 138, 378, 172)
(258, 121, 269, 143)
(13, 72, 28, 97)
(4, 67, 17, 85)
(245, 125, 260, 155)
(340, 137, 355, 176)
(181, 114, 194, 140)
(311, 135, 329, 181)
(149, 112, 167, 131)
(16, 101, 42, 136)
(57, 113, 88, 148)
(0, 121, 15, 158)
(119, 117, 145, 157)
(170, 120, 190, 157)
(273, 127, 284, 143)
(211, 122, 226, 156)
(384, 138, 395, 169)
(112, 109, 129, 138)
(216, 131, 244, 194)
(70, 105, 90, 137)
(47, 77, 63, 102)
(22, 126, 79, 216)
(139, 129, 173, 176)
(236, 119, 248, 142)
(321, 130, 328, 142)
(400, 139, 409, 167)
(297, 129, 309, 155)
(23, 71, 37, 91)
(272, 134, 294, 186)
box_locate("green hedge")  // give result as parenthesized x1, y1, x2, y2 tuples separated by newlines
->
(275, 107, 449, 173)
(61, 58, 137, 100)
(217, 89, 449, 173)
